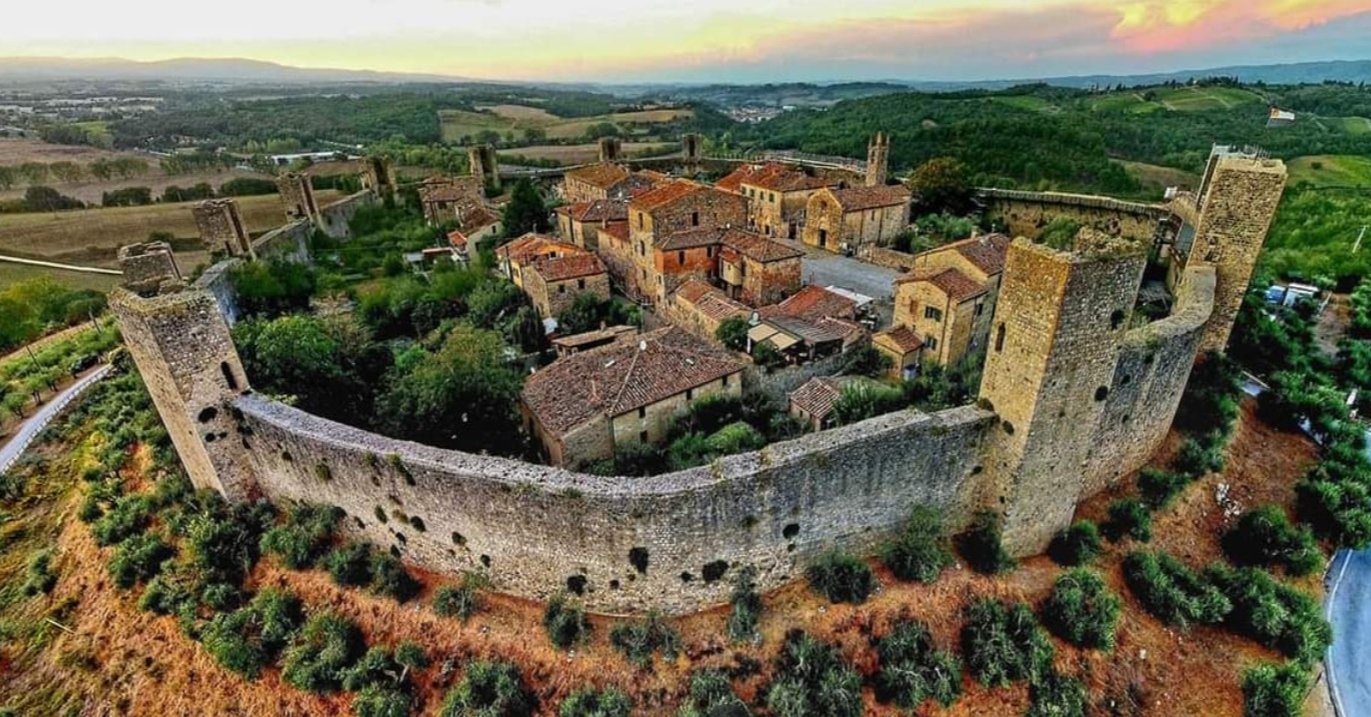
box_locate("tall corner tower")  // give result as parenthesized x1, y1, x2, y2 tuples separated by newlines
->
(193, 198, 253, 258)
(468, 145, 501, 192)
(1191, 151, 1286, 352)
(598, 137, 623, 163)
(276, 172, 320, 224)
(361, 155, 396, 201)
(977, 234, 1146, 554)
(681, 133, 702, 161)
(865, 132, 890, 187)
(110, 248, 258, 500)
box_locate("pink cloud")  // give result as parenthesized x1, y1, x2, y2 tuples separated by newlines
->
(1109, 1, 1371, 54)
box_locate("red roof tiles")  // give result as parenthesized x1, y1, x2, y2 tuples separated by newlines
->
(565, 162, 630, 189)
(531, 253, 606, 283)
(720, 229, 805, 263)
(875, 325, 924, 353)
(898, 266, 987, 302)
(629, 179, 701, 212)
(829, 184, 911, 212)
(769, 285, 858, 322)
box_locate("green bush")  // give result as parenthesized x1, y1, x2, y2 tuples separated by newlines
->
(108, 533, 174, 589)
(1222, 506, 1323, 577)
(1242, 662, 1308, 717)
(1040, 569, 1121, 650)
(679, 669, 750, 717)
(21, 549, 57, 596)
(1047, 521, 1102, 567)
(960, 599, 1053, 688)
(1103, 498, 1152, 543)
(872, 619, 961, 709)
(1173, 435, 1226, 478)
(1027, 671, 1086, 717)
(91, 494, 154, 546)
(324, 541, 373, 587)
(715, 317, 750, 352)
(831, 381, 906, 426)
(957, 510, 1014, 574)
(765, 631, 862, 717)
(439, 660, 535, 717)
(881, 506, 953, 582)
(559, 688, 632, 717)
(343, 646, 408, 692)
(353, 685, 413, 717)
(1122, 551, 1230, 628)
(260, 503, 342, 569)
(726, 566, 761, 643)
(1138, 468, 1191, 510)
(201, 588, 305, 680)
(543, 592, 591, 650)
(609, 613, 680, 668)
(184, 500, 274, 584)
(805, 549, 875, 604)
(1206, 566, 1332, 665)
(434, 572, 487, 621)
(368, 552, 420, 603)
(281, 611, 366, 692)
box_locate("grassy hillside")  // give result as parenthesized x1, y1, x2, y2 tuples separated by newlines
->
(1287, 155, 1371, 187)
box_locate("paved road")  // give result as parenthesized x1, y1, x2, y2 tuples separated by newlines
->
(793, 245, 902, 301)
(1327, 549, 1370, 717)
(0, 364, 112, 475)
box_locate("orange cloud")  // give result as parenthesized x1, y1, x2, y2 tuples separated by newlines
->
(1110, 0, 1371, 53)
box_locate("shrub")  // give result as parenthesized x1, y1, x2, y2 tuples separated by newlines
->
(831, 381, 906, 426)
(872, 619, 961, 709)
(1174, 435, 1226, 478)
(369, 552, 421, 603)
(108, 533, 174, 589)
(679, 669, 750, 717)
(281, 611, 365, 692)
(1047, 521, 1101, 567)
(439, 660, 535, 717)
(184, 501, 275, 584)
(434, 572, 487, 621)
(726, 566, 762, 643)
(1103, 498, 1152, 543)
(715, 317, 749, 351)
(1027, 671, 1086, 717)
(559, 688, 632, 717)
(201, 588, 304, 680)
(343, 647, 407, 692)
(881, 506, 953, 582)
(609, 613, 681, 668)
(1222, 506, 1322, 577)
(957, 510, 1013, 574)
(91, 494, 154, 546)
(1138, 468, 1190, 510)
(260, 503, 342, 569)
(1122, 551, 1230, 628)
(543, 592, 591, 649)
(1242, 663, 1308, 717)
(805, 549, 875, 604)
(960, 599, 1053, 688)
(21, 549, 57, 596)
(1040, 569, 1121, 650)
(765, 631, 862, 717)
(1206, 566, 1332, 665)
(324, 541, 373, 587)
(353, 685, 413, 717)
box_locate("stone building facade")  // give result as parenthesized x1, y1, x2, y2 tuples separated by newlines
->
(193, 198, 252, 258)
(563, 163, 631, 205)
(980, 189, 1168, 244)
(521, 254, 611, 320)
(598, 137, 623, 162)
(419, 176, 486, 226)
(626, 181, 747, 302)
(802, 185, 910, 252)
(717, 163, 832, 239)
(891, 234, 1009, 367)
(717, 228, 804, 306)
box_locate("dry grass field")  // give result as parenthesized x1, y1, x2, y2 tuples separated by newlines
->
(440, 106, 694, 143)
(0, 137, 133, 165)
(500, 142, 675, 166)
(0, 262, 120, 291)
(0, 168, 274, 205)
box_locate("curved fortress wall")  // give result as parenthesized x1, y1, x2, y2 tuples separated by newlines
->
(237, 396, 992, 615)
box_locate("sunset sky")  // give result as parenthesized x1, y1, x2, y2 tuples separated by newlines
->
(5, 0, 1371, 82)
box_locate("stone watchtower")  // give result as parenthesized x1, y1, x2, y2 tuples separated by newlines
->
(978, 231, 1147, 554)
(1189, 150, 1286, 352)
(360, 155, 396, 201)
(467, 145, 501, 192)
(193, 198, 253, 258)
(117, 242, 184, 296)
(277, 172, 320, 224)
(682, 134, 702, 161)
(865, 132, 890, 187)
(598, 137, 623, 163)
(110, 245, 257, 500)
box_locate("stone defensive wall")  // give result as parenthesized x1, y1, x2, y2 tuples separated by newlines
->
(978, 188, 1171, 243)
(235, 394, 993, 616)
(1083, 264, 1217, 495)
(248, 189, 379, 263)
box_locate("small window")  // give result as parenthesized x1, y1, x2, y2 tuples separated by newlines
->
(995, 323, 1006, 352)
(686, 388, 694, 400)
(723, 374, 730, 387)
(925, 336, 939, 350)
(639, 430, 648, 443)
(637, 213, 644, 229)
(975, 302, 985, 316)
(924, 306, 943, 321)
(678, 250, 685, 264)
(639, 407, 646, 419)
(577, 278, 585, 290)
(558, 284, 566, 294)
(691, 211, 700, 227)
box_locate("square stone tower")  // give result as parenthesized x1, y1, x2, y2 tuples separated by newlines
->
(193, 198, 253, 258)
(111, 249, 257, 500)
(277, 172, 320, 224)
(467, 145, 501, 192)
(117, 241, 183, 296)
(598, 137, 623, 163)
(977, 231, 1147, 554)
(865, 132, 890, 187)
(1190, 151, 1286, 352)
(360, 155, 396, 201)
(682, 134, 702, 161)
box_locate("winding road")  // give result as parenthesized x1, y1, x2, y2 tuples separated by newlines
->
(1326, 549, 1368, 717)
(0, 363, 112, 475)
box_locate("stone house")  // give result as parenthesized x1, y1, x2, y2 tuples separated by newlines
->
(872, 326, 924, 379)
(552, 325, 638, 357)
(627, 180, 747, 302)
(749, 285, 866, 362)
(663, 279, 750, 343)
(446, 206, 502, 260)
(802, 185, 911, 252)
(555, 198, 628, 251)
(521, 326, 745, 467)
(495, 233, 586, 289)
(787, 375, 884, 432)
(419, 176, 486, 226)
(717, 163, 833, 239)
(718, 228, 804, 306)
(891, 234, 1009, 367)
(562, 163, 630, 204)
(522, 253, 610, 320)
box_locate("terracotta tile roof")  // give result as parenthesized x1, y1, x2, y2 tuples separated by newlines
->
(769, 285, 858, 322)
(459, 206, 500, 233)
(673, 279, 749, 322)
(522, 326, 743, 434)
(565, 162, 630, 189)
(789, 376, 886, 421)
(629, 179, 700, 212)
(496, 233, 581, 263)
(875, 325, 924, 353)
(598, 221, 629, 242)
(720, 229, 805, 263)
(766, 315, 852, 345)
(419, 176, 484, 203)
(716, 164, 777, 194)
(557, 199, 628, 223)
(553, 325, 637, 350)
(946, 233, 1011, 276)
(446, 230, 468, 249)
(747, 166, 831, 193)
(829, 184, 911, 212)
(531, 253, 606, 283)
(657, 227, 725, 251)
(898, 266, 987, 302)
(608, 174, 662, 199)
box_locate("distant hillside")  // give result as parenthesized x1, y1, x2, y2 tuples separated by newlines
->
(0, 57, 470, 84)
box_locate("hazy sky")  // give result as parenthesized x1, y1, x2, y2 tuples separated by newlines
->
(6, 0, 1371, 82)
